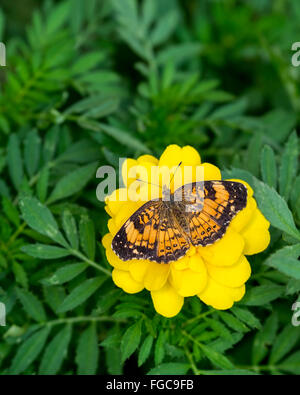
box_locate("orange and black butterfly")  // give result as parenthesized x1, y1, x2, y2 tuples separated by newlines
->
(112, 180, 247, 264)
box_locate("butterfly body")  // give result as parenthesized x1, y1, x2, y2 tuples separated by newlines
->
(112, 181, 247, 264)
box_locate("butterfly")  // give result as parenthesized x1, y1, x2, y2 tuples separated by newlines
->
(111, 180, 247, 264)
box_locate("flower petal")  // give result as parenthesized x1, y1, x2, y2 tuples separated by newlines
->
(122, 158, 138, 186)
(202, 163, 221, 181)
(206, 255, 251, 288)
(151, 282, 184, 317)
(129, 260, 149, 283)
(170, 254, 207, 296)
(159, 145, 183, 168)
(198, 276, 245, 309)
(137, 154, 158, 165)
(105, 188, 129, 216)
(230, 197, 257, 232)
(241, 209, 270, 255)
(112, 269, 144, 294)
(198, 228, 244, 266)
(181, 146, 201, 166)
(144, 262, 170, 291)
(106, 246, 130, 270)
(102, 233, 112, 250)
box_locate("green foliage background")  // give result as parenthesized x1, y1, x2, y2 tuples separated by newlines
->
(0, 0, 300, 375)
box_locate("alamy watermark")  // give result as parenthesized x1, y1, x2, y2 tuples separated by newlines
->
(95, 158, 205, 210)
(291, 301, 300, 327)
(291, 42, 300, 66)
(0, 42, 6, 66)
(0, 302, 6, 326)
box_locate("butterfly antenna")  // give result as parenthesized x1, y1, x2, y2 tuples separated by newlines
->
(136, 178, 162, 189)
(168, 161, 182, 189)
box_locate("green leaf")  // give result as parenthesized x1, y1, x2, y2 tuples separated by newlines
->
(43, 126, 59, 164)
(10, 327, 51, 374)
(47, 162, 98, 204)
(24, 129, 41, 178)
(79, 215, 95, 260)
(46, 0, 71, 35)
(253, 180, 300, 241)
(231, 307, 261, 329)
(121, 321, 142, 362)
(138, 335, 153, 367)
(241, 284, 284, 306)
(76, 324, 99, 375)
(200, 343, 235, 370)
(260, 145, 277, 189)
(12, 261, 28, 288)
(150, 10, 179, 46)
(57, 277, 105, 313)
(217, 311, 248, 333)
(280, 351, 300, 374)
(7, 133, 23, 190)
(21, 244, 71, 260)
(43, 285, 66, 313)
(39, 325, 72, 375)
(2, 196, 20, 227)
(62, 210, 79, 249)
(56, 139, 101, 164)
(71, 52, 106, 75)
(154, 331, 166, 365)
(200, 369, 259, 375)
(147, 363, 189, 375)
(269, 324, 300, 364)
(265, 244, 300, 279)
(36, 166, 49, 203)
(19, 196, 68, 246)
(252, 312, 278, 365)
(15, 287, 46, 322)
(45, 262, 87, 285)
(279, 131, 298, 201)
(245, 132, 262, 177)
(80, 119, 150, 154)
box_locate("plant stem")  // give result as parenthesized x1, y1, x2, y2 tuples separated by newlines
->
(69, 248, 112, 277)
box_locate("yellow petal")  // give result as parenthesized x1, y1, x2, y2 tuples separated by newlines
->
(106, 246, 130, 270)
(181, 146, 201, 166)
(129, 260, 149, 283)
(122, 158, 138, 187)
(241, 209, 271, 255)
(198, 228, 244, 266)
(198, 276, 245, 309)
(206, 255, 251, 288)
(105, 188, 129, 216)
(230, 197, 257, 232)
(107, 218, 118, 236)
(144, 262, 170, 291)
(151, 282, 184, 317)
(102, 233, 112, 250)
(172, 255, 190, 270)
(159, 144, 182, 168)
(137, 154, 158, 165)
(170, 255, 207, 296)
(202, 163, 222, 181)
(112, 268, 144, 294)
(114, 201, 143, 228)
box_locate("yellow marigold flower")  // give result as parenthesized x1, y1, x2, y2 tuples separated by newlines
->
(102, 145, 270, 318)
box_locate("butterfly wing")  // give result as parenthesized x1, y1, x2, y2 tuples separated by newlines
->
(111, 200, 190, 263)
(174, 180, 247, 247)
